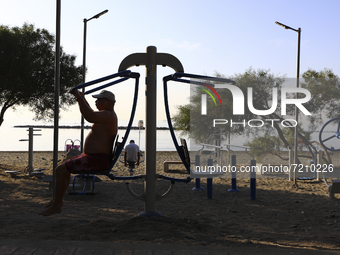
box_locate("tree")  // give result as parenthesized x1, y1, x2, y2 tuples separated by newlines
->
(172, 104, 190, 134)
(0, 23, 82, 127)
(301, 68, 340, 130)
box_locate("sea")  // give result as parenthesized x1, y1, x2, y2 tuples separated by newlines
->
(0, 117, 323, 152)
(0, 118, 192, 152)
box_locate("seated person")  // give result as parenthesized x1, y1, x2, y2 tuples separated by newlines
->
(124, 140, 140, 170)
(39, 89, 118, 216)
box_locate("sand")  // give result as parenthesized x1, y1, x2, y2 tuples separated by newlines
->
(0, 150, 340, 252)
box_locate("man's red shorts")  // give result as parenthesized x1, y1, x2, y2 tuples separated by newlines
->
(65, 153, 112, 173)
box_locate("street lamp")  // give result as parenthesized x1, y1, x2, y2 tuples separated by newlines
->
(275, 21, 301, 185)
(80, 9, 109, 151)
(138, 120, 144, 150)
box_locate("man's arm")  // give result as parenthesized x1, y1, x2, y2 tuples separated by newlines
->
(71, 90, 113, 124)
(124, 149, 127, 167)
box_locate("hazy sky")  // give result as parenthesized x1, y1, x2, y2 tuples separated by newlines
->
(1, 0, 339, 124)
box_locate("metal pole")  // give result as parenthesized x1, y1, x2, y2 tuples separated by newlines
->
(117, 46, 183, 216)
(293, 28, 301, 185)
(80, 19, 87, 152)
(275, 22, 301, 185)
(138, 120, 143, 148)
(228, 154, 239, 192)
(53, 0, 61, 198)
(138, 46, 161, 216)
(193, 154, 204, 191)
(316, 150, 322, 181)
(28, 127, 33, 175)
(250, 159, 256, 200)
(207, 158, 213, 199)
(80, 10, 108, 151)
(288, 147, 294, 181)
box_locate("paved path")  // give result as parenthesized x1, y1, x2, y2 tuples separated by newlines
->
(0, 239, 340, 255)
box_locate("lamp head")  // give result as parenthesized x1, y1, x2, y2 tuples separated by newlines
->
(275, 21, 288, 29)
(93, 9, 108, 19)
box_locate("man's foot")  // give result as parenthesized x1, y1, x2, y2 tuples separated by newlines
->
(44, 200, 63, 208)
(44, 200, 53, 208)
(39, 205, 62, 216)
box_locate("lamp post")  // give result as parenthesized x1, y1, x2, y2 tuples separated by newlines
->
(275, 21, 301, 185)
(80, 9, 109, 151)
(53, 0, 61, 199)
(138, 120, 144, 150)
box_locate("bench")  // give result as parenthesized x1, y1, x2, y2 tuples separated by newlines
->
(31, 168, 45, 176)
(329, 180, 340, 197)
(5, 168, 45, 177)
(5, 171, 19, 177)
(43, 174, 101, 194)
(163, 161, 186, 173)
(43, 175, 53, 190)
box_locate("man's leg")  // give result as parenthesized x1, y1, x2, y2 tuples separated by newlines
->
(39, 163, 70, 216)
(128, 161, 136, 171)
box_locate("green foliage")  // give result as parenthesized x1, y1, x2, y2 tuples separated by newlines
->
(245, 133, 285, 161)
(301, 68, 340, 131)
(172, 104, 190, 136)
(245, 127, 311, 161)
(0, 23, 82, 125)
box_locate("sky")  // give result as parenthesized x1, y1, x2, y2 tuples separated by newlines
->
(1, 0, 340, 125)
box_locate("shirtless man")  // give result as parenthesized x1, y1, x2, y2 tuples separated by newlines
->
(39, 90, 117, 216)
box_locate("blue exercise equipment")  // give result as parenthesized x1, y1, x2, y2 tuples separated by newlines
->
(228, 154, 239, 192)
(66, 46, 259, 217)
(69, 71, 141, 194)
(193, 154, 204, 191)
(319, 117, 340, 197)
(69, 69, 192, 197)
(319, 117, 340, 151)
(163, 72, 236, 175)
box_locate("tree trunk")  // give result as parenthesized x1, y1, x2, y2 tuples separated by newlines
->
(0, 106, 7, 128)
(0, 100, 17, 128)
(270, 114, 320, 164)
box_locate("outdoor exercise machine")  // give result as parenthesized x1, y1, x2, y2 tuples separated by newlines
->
(68, 47, 191, 215)
(64, 46, 242, 215)
(224, 145, 256, 200)
(319, 117, 340, 197)
(162, 67, 241, 200)
(163, 72, 235, 172)
(226, 147, 238, 192)
(64, 139, 81, 152)
(190, 143, 257, 200)
(319, 117, 340, 151)
(162, 70, 260, 200)
(118, 152, 145, 173)
(68, 70, 142, 195)
(296, 150, 322, 181)
(190, 134, 226, 192)
(192, 143, 224, 198)
(6, 127, 45, 177)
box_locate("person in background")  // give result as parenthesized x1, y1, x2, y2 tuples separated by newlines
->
(124, 140, 140, 170)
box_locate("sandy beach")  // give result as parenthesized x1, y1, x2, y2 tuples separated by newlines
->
(1, 150, 340, 252)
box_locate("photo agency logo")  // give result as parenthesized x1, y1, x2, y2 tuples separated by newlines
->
(198, 82, 312, 128)
(189, 78, 313, 179)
